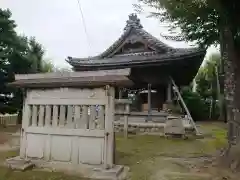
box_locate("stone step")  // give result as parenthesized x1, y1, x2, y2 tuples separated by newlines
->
(6, 157, 34, 171)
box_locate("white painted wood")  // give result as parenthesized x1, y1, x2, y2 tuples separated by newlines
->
(71, 137, 79, 164)
(81, 105, 89, 129)
(74, 105, 81, 128)
(38, 105, 44, 127)
(44, 135, 51, 161)
(25, 127, 105, 137)
(21, 87, 114, 167)
(51, 136, 72, 161)
(104, 86, 115, 169)
(31, 105, 38, 126)
(66, 105, 74, 128)
(98, 105, 105, 130)
(59, 105, 66, 127)
(45, 105, 51, 127)
(78, 137, 104, 165)
(20, 100, 31, 158)
(27, 88, 106, 100)
(26, 134, 45, 158)
(27, 98, 106, 106)
(52, 105, 59, 127)
(89, 105, 96, 129)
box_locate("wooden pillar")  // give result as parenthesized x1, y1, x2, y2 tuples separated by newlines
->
(118, 88, 123, 99)
(167, 80, 172, 103)
(147, 83, 152, 121)
(124, 104, 130, 138)
(104, 86, 115, 169)
(20, 95, 31, 158)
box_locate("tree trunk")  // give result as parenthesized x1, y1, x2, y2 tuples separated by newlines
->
(219, 28, 228, 122)
(222, 26, 236, 116)
(221, 24, 240, 164)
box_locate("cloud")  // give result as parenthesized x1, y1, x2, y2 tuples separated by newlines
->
(2, 0, 198, 68)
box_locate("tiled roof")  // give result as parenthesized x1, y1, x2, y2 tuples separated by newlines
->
(66, 14, 206, 68)
(68, 48, 205, 67)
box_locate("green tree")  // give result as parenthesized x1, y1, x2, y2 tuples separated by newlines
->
(0, 9, 22, 114)
(136, 0, 240, 124)
(181, 86, 209, 121)
(135, 0, 240, 110)
(0, 8, 54, 119)
(136, 0, 240, 158)
(195, 53, 221, 119)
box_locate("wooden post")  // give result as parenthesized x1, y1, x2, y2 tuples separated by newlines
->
(124, 104, 130, 138)
(167, 80, 172, 103)
(104, 86, 115, 169)
(147, 83, 152, 121)
(20, 94, 31, 158)
(119, 88, 123, 99)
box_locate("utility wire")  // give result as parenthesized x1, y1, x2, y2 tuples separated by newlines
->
(76, 0, 91, 57)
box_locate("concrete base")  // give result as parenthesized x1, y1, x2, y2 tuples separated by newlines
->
(5, 157, 34, 171)
(6, 156, 129, 180)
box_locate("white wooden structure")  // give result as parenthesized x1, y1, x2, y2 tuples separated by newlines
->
(10, 69, 132, 170)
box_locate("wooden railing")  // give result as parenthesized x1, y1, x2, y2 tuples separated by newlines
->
(0, 114, 18, 126)
(25, 105, 105, 130)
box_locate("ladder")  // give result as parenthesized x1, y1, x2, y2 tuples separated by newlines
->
(170, 77, 200, 135)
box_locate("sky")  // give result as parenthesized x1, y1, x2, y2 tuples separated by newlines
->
(1, 0, 218, 69)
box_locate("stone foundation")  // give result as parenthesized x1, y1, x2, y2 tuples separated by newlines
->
(6, 156, 129, 180)
(114, 122, 195, 136)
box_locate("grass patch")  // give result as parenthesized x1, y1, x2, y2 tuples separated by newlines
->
(115, 122, 227, 180)
(0, 150, 18, 161)
(0, 122, 227, 180)
(0, 150, 88, 180)
(0, 126, 20, 133)
(199, 122, 228, 150)
(164, 174, 209, 180)
(0, 167, 89, 180)
(116, 135, 214, 180)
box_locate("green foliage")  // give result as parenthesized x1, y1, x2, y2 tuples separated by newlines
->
(178, 53, 222, 121)
(0, 8, 54, 115)
(136, 0, 240, 48)
(196, 53, 220, 99)
(195, 53, 221, 119)
(181, 87, 209, 121)
(0, 9, 20, 114)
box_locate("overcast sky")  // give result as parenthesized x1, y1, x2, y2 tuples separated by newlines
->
(2, 0, 217, 68)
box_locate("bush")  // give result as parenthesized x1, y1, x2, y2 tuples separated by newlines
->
(181, 87, 210, 121)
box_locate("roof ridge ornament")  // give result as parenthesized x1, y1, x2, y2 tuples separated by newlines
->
(124, 13, 143, 30)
